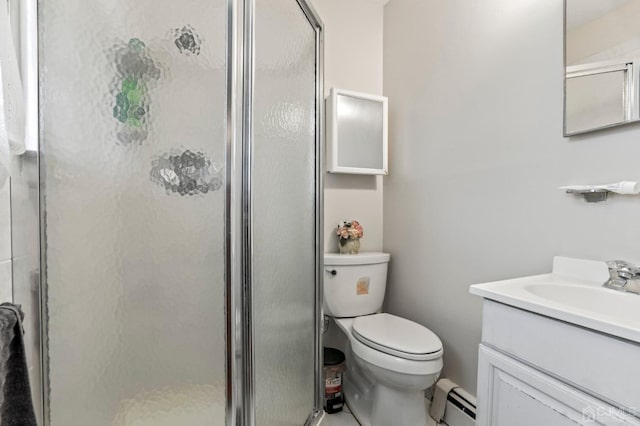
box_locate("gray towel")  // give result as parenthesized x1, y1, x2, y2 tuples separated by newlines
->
(0, 303, 36, 426)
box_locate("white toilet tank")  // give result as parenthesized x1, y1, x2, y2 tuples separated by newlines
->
(324, 252, 391, 318)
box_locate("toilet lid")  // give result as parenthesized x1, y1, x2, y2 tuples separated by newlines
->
(352, 313, 443, 361)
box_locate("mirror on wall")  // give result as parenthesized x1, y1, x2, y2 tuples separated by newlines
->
(564, 0, 640, 135)
(326, 88, 388, 175)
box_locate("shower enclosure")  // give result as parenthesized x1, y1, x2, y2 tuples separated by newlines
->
(8, 0, 324, 424)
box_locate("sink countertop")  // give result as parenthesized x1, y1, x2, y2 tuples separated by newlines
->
(470, 256, 640, 344)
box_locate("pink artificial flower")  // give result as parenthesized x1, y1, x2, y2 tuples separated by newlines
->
(336, 220, 364, 239)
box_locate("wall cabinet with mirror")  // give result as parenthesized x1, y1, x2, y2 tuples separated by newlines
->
(564, 0, 640, 135)
(326, 88, 388, 175)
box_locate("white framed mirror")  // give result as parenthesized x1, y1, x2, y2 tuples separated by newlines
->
(326, 88, 388, 175)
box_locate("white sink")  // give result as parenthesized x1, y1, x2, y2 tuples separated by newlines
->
(470, 257, 640, 343)
(523, 282, 640, 324)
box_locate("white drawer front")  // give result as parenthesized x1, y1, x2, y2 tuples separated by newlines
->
(477, 344, 640, 426)
(481, 300, 640, 412)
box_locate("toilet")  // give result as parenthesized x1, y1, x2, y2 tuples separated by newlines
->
(324, 252, 443, 426)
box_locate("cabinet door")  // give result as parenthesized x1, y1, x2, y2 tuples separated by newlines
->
(476, 345, 640, 426)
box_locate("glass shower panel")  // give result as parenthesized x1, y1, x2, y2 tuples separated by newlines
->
(253, 0, 317, 424)
(40, 1, 227, 425)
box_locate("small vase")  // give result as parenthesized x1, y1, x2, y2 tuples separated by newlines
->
(339, 237, 360, 254)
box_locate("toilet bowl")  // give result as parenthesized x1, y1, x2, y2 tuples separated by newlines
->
(334, 315, 442, 426)
(324, 253, 444, 426)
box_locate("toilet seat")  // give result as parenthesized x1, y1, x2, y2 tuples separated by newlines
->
(352, 313, 443, 361)
(349, 327, 443, 376)
(334, 316, 444, 376)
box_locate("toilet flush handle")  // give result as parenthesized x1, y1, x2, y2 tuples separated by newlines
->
(325, 269, 337, 276)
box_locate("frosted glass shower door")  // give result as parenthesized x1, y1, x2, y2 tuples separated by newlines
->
(252, 0, 320, 424)
(40, 1, 227, 425)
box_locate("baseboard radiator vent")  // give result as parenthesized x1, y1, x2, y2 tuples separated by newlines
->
(427, 380, 476, 426)
(443, 387, 476, 426)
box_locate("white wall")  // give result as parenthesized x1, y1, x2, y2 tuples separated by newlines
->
(310, 0, 385, 253)
(0, 184, 11, 302)
(0, 0, 21, 303)
(384, 0, 640, 395)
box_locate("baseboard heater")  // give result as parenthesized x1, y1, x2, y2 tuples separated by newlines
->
(437, 386, 476, 426)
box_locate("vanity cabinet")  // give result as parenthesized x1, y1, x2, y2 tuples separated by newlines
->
(476, 300, 640, 426)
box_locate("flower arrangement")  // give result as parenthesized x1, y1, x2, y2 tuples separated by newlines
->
(336, 220, 363, 254)
(336, 220, 364, 240)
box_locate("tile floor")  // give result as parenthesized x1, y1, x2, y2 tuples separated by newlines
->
(320, 404, 359, 426)
(320, 404, 442, 426)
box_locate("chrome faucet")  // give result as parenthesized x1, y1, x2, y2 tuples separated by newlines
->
(604, 260, 640, 294)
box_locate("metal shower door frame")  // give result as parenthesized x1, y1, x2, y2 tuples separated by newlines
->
(27, 0, 322, 424)
(227, 0, 324, 425)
